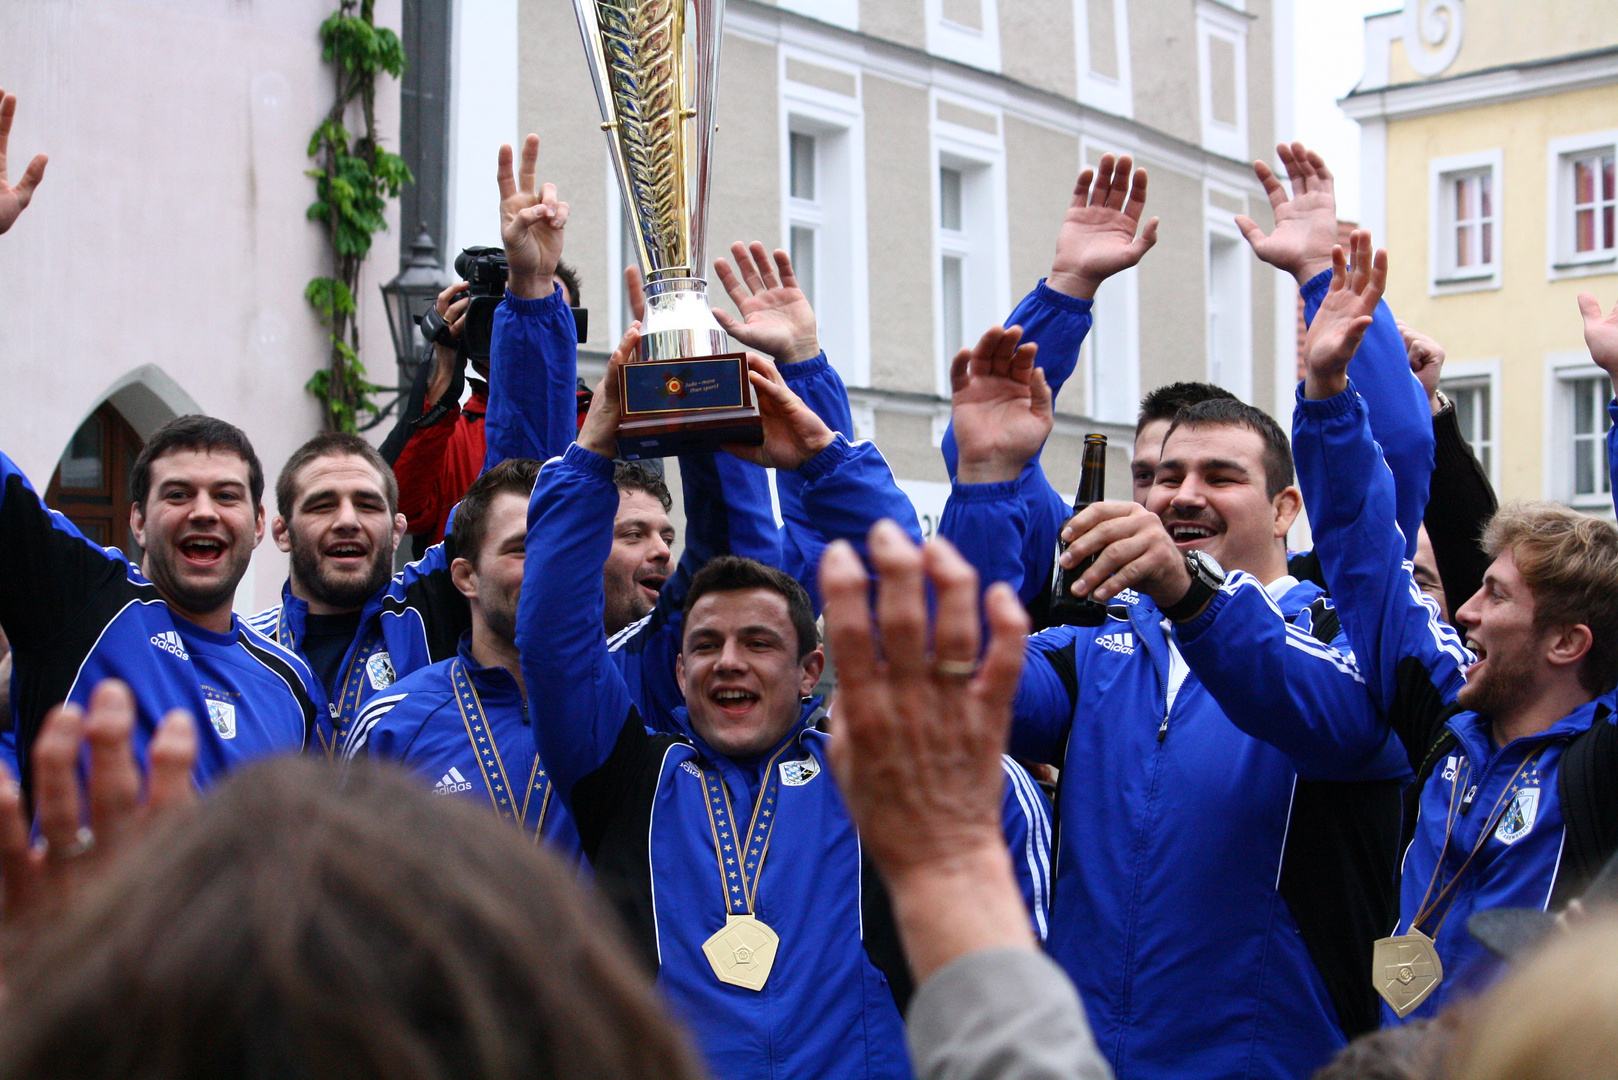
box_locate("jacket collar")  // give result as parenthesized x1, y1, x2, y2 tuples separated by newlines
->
(275, 578, 389, 648)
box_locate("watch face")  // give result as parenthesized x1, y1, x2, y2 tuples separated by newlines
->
(1188, 550, 1225, 582)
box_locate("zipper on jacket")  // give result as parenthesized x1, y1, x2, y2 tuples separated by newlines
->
(1156, 715, 1169, 742)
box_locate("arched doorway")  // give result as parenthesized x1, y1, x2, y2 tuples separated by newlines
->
(44, 401, 145, 560)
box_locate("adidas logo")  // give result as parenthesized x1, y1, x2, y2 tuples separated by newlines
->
(149, 631, 190, 661)
(434, 766, 473, 795)
(1096, 631, 1135, 656)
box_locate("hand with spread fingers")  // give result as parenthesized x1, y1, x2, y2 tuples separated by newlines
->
(0, 680, 197, 925)
(498, 134, 570, 300)
(0, 88, 47, 235)
(722, 355, 836, 471)
(1236, 142, 1342, 287)
(1047, 153, 1159, 301)
(1302, 230, 1388, 401)
(949, 324, 1053, 485)
(712, 242, 821, 365)
(1578, 291, 1618, 398)
(820, 521, 1034, 984)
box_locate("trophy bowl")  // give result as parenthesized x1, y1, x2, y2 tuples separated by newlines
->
(574, 0, 763, 459)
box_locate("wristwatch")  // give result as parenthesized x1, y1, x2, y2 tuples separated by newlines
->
(1163, 549, 1225, 623)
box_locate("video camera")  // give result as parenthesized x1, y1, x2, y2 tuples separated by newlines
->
(418, 246, 589, 363)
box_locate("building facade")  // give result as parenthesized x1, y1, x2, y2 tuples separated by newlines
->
(1342, 1, 1618, 513)
(502, 0, 1296, 518)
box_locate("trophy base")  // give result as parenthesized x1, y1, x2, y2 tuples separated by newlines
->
(615, 351, 764, 460)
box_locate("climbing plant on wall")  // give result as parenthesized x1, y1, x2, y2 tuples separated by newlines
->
(305, 0, 410, 432)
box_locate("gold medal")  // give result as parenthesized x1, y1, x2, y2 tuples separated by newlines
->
(702, 913, 780, 991)
(1372, 929, 1444, 1018)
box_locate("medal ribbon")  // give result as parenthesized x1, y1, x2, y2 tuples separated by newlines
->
(1410, 746, 1547, 936)
(699, 744, 795, 916)
(278, 608, 383, 758)
(450, 660, 553, 835)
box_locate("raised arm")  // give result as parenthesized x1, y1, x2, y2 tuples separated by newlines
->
(515, 337, 647, 817)
(1294, 237, 1469, 754)
(1577, 292, 1618, 521)
(1240, 142, 1433, 557)
(484, 135, 579, 469)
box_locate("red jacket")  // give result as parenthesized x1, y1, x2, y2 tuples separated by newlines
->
(393, 390, 487, 544)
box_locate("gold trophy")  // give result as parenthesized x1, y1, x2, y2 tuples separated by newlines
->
(573, 0, 763, 459)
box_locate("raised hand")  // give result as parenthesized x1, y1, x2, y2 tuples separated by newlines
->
(0, 680, 196, 924)
(497, 134, 569, 300)
(1236, 142, 1340, 286)
(1397, 318, 1446, 415)
(949, 324, 1053, 485)
(0, 88, 48, 235)
(712, 242, 820, 365)
(723, 354, 836, 470)
(820, 523, 1034, 984)
(1578, 292, 1618, 398)
(1302, 230, 1387, 400)
(1047, 154, 1159, 300)
(578, 326, 637, 460)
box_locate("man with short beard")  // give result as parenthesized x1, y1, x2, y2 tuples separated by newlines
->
(1293, 264, 1618, 1025)
(341, 459, 579, 854)
(0, 415, 318, 794)
(249, 433, 469, 756)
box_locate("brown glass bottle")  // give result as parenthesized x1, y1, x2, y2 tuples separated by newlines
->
(1048, 433, 1109, 627)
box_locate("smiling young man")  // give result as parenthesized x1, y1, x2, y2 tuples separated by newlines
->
(517, 336, 1052, 1080)
(0, 416, 318, 794)
(248, 433, 472, 755)
(1293, 263, 1618, 1025)
(938, 320, 1409, 1079)
(342, 459, 578, 853)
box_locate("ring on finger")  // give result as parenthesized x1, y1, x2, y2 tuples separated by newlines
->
(46, 825, 96, 863)
(933, 659, 979, 680)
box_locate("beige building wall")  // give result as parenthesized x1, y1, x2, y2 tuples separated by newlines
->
(1348, 2, 1618, 513)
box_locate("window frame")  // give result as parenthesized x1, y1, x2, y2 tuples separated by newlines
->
(924, 0, 1002, 73)
(930, 95, 1010, 397)
(1437, 357, 1501, 490)
(1073, 0, 1133, 119)
(1545, 353, 1615, 514)
(1427, 149, 1504, 295)
(1195, 0, 1249, 161)
(1546, 129, 1618, 281)
(1205, 212, 1254, 402)
(780, 53, 869, 387)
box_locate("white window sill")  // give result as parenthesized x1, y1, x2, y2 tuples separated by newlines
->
(1430, 270, 1501, 296)
(1549, 255, 1618, 282)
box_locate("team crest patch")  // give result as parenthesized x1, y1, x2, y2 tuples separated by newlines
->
(207, 700, 238, 740)
(366, 651, 396, 690)
(1494, 788, 1540, 846)
(779, 758, 821, 786)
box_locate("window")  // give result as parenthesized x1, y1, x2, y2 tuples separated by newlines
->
(1442, 377, 1494, 479)
(45, 402, 145, 559)
(781, 59, 868, 384)
(1548, 132, 1618, 275)
(776, 0, 858, 30)
(1570, 375, 1612, 505)
(1428, 150, 1502, 293)
(1206, 226, 1252, 401)
(1447, 170, 1495, 274)
(932, 99, 1009, 393)
(1195, 0, 1247, 161)
(788, 131, 820, 307)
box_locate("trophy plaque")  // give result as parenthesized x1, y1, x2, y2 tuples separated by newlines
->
(573, 0, 763, 459)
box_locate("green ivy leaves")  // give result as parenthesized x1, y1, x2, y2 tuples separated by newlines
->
(305, 0, 412, 432)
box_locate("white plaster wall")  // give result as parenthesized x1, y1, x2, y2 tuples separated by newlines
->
(0, 0, 403, 611)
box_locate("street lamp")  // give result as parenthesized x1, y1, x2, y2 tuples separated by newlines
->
(381, 225, 452, 376)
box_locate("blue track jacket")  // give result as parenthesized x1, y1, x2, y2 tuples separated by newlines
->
(939, 277, 1434, 609)
(942, 476, 1410, 1080)
(250, 289, 579, 751)
(341, 633, 581, 857)
(1294, 383, 1618, 1023)
(0, 452, 316, 791)
(519, 443, 1051, 1080)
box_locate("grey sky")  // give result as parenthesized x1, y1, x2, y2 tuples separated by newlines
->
(1289, 0, 1395, 224)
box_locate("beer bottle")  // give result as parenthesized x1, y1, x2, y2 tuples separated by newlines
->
(1048, 434, 1109, 627)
